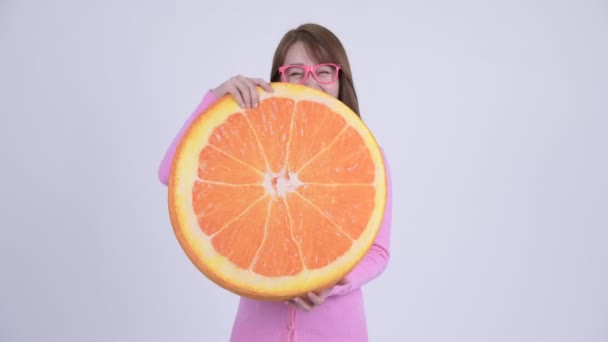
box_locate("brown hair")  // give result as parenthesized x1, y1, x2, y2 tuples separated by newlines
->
(270, 23, 360, 117)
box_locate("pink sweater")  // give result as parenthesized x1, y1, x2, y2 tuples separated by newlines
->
(159, 90, 392, 342)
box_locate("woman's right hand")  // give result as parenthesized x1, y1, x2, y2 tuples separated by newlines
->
(212, 75, 274, 109)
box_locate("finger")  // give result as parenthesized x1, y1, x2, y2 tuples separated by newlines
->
(225, 82, 246, 108)
(292, 297, 313, 312)
(307, 292, 325, 307)
(251, 78, 274, 93)
(233, 77, 252, 108)
(240, 77, 260, 108)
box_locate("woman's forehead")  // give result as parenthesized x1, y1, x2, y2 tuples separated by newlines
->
(283, 41, 331, 65)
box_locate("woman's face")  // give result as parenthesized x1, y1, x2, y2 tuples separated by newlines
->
(282, 42, 340, 99)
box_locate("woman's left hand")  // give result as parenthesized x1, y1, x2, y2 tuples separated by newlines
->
(285, 278, 349, 311)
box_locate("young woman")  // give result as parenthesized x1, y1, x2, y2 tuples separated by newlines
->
(159, 23, 392, 342)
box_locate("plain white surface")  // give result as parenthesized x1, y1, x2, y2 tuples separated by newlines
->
(1, 0, 607, 341)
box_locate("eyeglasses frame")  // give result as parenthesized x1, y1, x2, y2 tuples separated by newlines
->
(278, 63, 341, 85)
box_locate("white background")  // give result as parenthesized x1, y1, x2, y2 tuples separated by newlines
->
(1, 0, 607, 341)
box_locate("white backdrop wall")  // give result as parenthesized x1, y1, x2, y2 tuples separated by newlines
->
(1, 0, 607, 341)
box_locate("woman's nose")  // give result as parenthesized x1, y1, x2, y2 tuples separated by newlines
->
(304, 75, 322, 90)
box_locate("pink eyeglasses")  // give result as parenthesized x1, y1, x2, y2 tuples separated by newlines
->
(278, 63, 341, 84)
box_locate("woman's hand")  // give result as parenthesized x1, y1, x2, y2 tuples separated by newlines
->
(212, 75, 273, 109)
(285, 278, 349, 312)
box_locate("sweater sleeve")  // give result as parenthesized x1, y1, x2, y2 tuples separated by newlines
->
(328, 149, 392, 297)
(158, 90, 218, 186)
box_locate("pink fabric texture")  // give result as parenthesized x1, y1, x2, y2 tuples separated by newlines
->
(159, 91, 392, 341)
